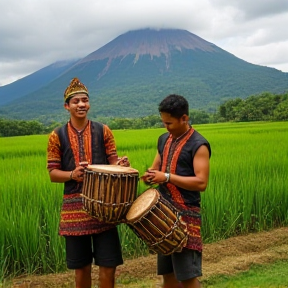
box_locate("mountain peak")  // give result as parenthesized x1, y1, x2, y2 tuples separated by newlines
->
(79, 28, 217, 64)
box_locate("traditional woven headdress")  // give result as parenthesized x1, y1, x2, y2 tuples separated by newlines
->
(64, 77, 89, 101)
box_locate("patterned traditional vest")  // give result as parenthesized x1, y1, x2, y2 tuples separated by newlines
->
(158, 129, 211, 208)
(54, 121, 108, 195)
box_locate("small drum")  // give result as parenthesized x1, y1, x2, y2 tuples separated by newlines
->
(126, 188, 187, 255)
(81, 164, 139, 223)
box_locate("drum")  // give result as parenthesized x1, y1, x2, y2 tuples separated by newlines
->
(81, 164, 139, 223)
(126, 188, 188, 255)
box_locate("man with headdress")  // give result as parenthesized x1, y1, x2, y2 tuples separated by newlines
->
(46, 77, 129, 288)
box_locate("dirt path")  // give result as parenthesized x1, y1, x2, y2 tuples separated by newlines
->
(9, 227, 288, 287)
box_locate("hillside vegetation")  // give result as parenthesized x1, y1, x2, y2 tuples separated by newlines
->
(0, 92, 287, 137)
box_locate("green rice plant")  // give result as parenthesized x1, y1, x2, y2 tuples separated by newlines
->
(0, 135, 48, 159)
(0, 122, 287, 282)
(0, 155, 66, 277)
(201, 121, 288, 241)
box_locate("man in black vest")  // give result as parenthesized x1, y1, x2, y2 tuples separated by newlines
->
(47, 77, 129, 288)
(142, 94, 211, 288)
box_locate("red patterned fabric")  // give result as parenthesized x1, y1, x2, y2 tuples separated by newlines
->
(59, 193, 115, 236)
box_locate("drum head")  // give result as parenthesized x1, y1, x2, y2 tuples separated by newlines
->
(87, 164, 138, 174)
(126, 188, 159, 222)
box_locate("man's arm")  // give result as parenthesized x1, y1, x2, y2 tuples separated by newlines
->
(169, 145, 210, 191)
(49, 166, 85, 183)
(147, 145, 210, 191)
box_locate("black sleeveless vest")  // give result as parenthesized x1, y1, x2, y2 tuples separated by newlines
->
(158, 130, 211, 207)
(54, 121, 109, 195)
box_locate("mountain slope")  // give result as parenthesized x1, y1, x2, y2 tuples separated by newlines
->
(0, 59, 79, 105)
(0, 28, 287, 123)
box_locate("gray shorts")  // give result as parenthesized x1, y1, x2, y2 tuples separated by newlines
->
(157, 248, 202, 281)
(65, 227, 123, 269)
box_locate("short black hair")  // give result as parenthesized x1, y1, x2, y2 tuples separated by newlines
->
(158, 94, 189, 118)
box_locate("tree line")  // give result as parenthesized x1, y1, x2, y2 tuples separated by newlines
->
(0, 92, 287, 137)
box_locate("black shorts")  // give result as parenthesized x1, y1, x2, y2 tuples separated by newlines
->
(157, 248, 202, 282)
(65, 227, 123, 269)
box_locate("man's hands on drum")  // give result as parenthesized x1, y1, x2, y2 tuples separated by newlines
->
(141, 169, 167, 185)
(71, 166, 86, 182)
(116, 156, 130, 167)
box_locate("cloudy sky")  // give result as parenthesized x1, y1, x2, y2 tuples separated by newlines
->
(1, 0, 288, 86)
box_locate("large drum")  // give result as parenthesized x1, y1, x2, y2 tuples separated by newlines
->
(81, 164, 139, 223)
(126, 188, 187, 255)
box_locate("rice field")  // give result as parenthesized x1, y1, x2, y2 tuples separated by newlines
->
(0, 121, 287, 282)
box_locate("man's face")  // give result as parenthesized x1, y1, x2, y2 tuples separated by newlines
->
(160, 112, 183, 134)
(65, 93, 90, 119)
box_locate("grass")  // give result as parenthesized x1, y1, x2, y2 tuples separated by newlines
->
(115, 260, 288, 288)
(201, 260, 288, 288)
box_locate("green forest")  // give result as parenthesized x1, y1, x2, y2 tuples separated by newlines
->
(0, 91, 287, 137)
